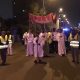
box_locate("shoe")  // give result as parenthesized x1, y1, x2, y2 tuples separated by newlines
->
(44, 55, 49, 57)
(26, 55, 29, 56)
(34, 60, 38, 64)
(38, 60, 47, 64)
(62, 54, 65, 57)
(72, 60, 75, 62)
(76, 61, 79, 64)
(59, 54, 62, 56)
(1, 63, 6, 66)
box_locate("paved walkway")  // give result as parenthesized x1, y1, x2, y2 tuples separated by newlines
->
(0, 43, 80, 80)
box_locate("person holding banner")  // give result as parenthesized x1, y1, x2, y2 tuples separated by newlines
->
(26, 30, 34, 56)
(0, 31, 8, 65)
(33, 32, 45, 64)
(23, 32, 28, 56)
(23, 32, 27, 45)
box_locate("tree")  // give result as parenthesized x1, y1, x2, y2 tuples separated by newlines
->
(30, 2, 40, 15)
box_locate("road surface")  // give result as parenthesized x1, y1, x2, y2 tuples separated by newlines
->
(0, 43, 80, 80)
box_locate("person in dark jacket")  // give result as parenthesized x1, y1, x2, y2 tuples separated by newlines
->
(0, 31, 8, 65)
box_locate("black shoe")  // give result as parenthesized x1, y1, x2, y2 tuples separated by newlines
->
(72, 60, 75, 62)
(39, 60, 47, 64)
(34, 60, 38, 64)
(62, 54, 65, 56)
(44, 55, 49, 57)
(0, 63, 10, 66)
(0, 63, 6, 66)
(76, 61, 79, 64)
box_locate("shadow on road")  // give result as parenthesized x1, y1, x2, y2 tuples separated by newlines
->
(24, 64, 46, 80)
(48, 55, 80, 80)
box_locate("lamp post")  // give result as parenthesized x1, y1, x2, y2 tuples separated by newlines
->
(58, 8, 67, 28)
(42, 0, 46, 31)
(43, 0, 45, 15)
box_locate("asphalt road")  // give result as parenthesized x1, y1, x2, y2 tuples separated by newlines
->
(0, 43, 80, 80)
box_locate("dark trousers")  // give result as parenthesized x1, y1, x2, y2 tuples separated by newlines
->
(71, 47, 79, 62)
(0, 48, 7, 64)
(65, 41, 70, 52)
(43, 41, 49, 56)
(49, 41, 58, 53)
(53, 41, 58, 53)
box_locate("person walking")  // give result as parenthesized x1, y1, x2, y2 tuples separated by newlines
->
(26, 30, 34, 56)
(33, 33, 45, 64)
(0, 31, 8, 65)
(7, 31, 13, 56)
(56, 29, 66, 56)
(70, 30, 79, 64)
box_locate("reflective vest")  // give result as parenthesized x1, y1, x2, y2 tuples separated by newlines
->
(0, 35, 8, 44)
(70, 41, 79, 48)
(0, 35, 8, 49)
(8, 35, 12, 44)
(68, 33, 73, 41)
(47, 32, 52, 44)
(74, 33, 78, 40)
(0, 45, 8, 49)
(68, 33, 78, 41)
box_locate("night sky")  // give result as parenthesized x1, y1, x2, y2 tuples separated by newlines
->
(0, 0, 80, 26)
(26, 0, 80, 26)
(57, 0, 80, 26)
(0, 0, 13, 19)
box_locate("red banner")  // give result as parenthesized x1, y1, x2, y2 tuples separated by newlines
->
(29, 13, 56, 24)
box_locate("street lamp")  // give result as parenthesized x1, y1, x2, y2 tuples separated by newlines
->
(63, 14, 66, 18)
(59, 8, 63, 13)
(42, 0, 46, 31)
(42, 0, 46, 15)
(67, 21, 70, 24)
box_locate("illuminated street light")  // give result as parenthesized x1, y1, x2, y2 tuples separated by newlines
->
(65, 18, 68, 21)
(63, 14, 66, 18)
(59, 8, 63, 13)
(67, 21, 70, 24)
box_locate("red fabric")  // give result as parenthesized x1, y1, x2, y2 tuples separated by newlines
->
(29, 13, 56, 24)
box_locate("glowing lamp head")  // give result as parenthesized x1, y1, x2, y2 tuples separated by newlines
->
(63, 14, 66, 18)
(59, 8, 63, 13)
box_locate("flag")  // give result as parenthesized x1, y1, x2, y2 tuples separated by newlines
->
(29, 13, 56, 24)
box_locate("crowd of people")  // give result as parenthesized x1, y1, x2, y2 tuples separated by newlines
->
(23, 28, 80, 64)
(0, 27, 80, 65)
